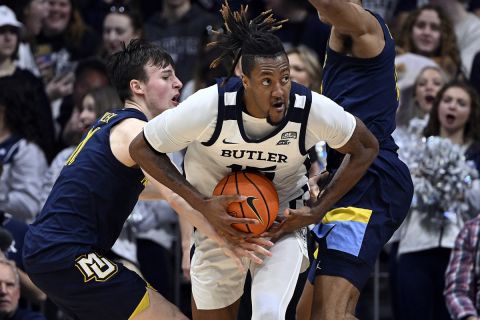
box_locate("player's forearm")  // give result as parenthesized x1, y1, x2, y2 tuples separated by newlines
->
(168, 192, 224, 246)
(311, 120, 378, 222)
(130, 133, 208, 209)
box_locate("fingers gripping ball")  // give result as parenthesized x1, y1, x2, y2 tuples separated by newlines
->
(213, 171, 279, 235)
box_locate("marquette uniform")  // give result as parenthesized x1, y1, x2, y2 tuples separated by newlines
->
(309, 12, 414, 289)
(143, 77, 356, 317)
(23, 109, 151, 320)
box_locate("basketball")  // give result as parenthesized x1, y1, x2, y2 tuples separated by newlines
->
(212, 171, 279, 235)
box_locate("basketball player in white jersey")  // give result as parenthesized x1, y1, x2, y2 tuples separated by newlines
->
(129, 2, 379, 319)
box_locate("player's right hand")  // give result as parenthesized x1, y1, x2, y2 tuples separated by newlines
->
(201, 194, 259, 239)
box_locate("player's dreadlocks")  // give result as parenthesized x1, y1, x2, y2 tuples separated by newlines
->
(208, 1, 287, 83)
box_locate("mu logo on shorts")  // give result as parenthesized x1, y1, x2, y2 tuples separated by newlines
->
(75, 253, 118, 282)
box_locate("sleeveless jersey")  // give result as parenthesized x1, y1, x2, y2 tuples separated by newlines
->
(24, 108, 147, 273)
(322, 11, 399, 171)
(183, 77, 311, 211)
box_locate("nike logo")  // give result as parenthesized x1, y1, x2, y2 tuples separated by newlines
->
(246, 196, 263, 224)
(222, 138, 238, 144)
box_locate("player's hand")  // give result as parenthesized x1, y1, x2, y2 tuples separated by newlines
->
(308, 170, 331, 201)
(201, 194, 258, 239)
(220, 237, 273, 273)
(264, 207, 317, 242)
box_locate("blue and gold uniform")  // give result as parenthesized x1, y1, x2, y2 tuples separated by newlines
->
(308, 12, 414, 289)
(23, 108, 151, 319)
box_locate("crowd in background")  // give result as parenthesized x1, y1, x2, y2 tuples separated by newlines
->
(1, 0, 480, 319)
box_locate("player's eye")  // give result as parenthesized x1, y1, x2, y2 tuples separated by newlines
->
(262, 79, 271, 86)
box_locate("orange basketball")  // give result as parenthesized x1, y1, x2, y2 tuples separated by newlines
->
(212, 171, 279, 235)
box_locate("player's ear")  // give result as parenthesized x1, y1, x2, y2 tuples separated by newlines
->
(241, 74, 249, 89)
(130, 79, 144, 95)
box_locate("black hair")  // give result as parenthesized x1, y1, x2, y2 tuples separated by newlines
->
(106, 39, 174, 102)
(208, 1, 287, 81)
(75, 57, 108, 79)
(0, 76, 43, 146)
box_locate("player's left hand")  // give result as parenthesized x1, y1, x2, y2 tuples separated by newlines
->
(221, 237, 274, 273)
(264, 207, 317, 242)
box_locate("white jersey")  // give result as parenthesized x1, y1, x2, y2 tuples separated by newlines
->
(144, 77, 356, 212)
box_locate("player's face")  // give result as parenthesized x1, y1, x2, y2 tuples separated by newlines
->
(288, 52, 311, 88)
(142, 63, 182, 118)
(79, 94, 97, 132)
(438, 86, 471, 137)
(412, 9, 441, 56)
(0, 264, 20, 316)
(103, 13, 140, 56)
(242, 55, 291, 125)
(44, 0, 71, 35)
(0, 27, 18, 59)
(415, 68, 444, 114)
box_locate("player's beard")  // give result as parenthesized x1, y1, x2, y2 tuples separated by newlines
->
(266, 107, 287, 125)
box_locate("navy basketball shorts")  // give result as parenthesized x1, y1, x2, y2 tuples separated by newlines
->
(28, 251, 151, 320)
(307, 160, 413, 290)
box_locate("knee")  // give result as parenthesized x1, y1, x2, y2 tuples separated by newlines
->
(252, 295, 285, 320)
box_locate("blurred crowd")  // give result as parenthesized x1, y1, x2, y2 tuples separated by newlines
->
(1, 0, 480, 319)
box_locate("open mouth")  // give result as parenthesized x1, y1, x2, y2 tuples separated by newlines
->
(445, 114, 456, 124)
(171, 94, 180, 106)
(272, 101, 285, 110)
(425, 95, 435, 104)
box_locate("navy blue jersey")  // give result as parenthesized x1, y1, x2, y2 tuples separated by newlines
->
(24, 108, 147, 273)
(322, 11, 399, 170)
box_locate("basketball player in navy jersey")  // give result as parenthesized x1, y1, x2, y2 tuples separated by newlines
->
(282, 1, 414, 319)
(129, 3, 379, 320)
(22, 39, 271, 320)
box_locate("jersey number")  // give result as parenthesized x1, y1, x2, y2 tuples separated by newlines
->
(227, 164, 277, 181)
(65, 127, 101, 166)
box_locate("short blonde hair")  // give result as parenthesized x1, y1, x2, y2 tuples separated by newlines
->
(0, 259, 19, 286)
(286, 45, 323, 92)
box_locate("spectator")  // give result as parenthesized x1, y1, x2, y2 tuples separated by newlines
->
(286, 45, 322, 93)
(445, 215, 480, 320)
(396, 65, 449, 130)
(4, 0, 49, 77)
(56, 58, 110, 152)
(34, 0, 100, 88)
(144, 0, 220, 83)
(0, 6, 56, 162)
(397, 81, 480, 320)
(0, 76, 48, 223)
(0, 259, 46, 320)
(100, 2, 143, 59)
(430, 0, 480, 78)
(397, 4, 462, 79)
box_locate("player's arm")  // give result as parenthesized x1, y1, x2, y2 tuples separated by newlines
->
(308, 0, 378, 36)
(113, 117, 272, 265)
(310, 117, 378, 219)
(265, 94, 378, 239)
